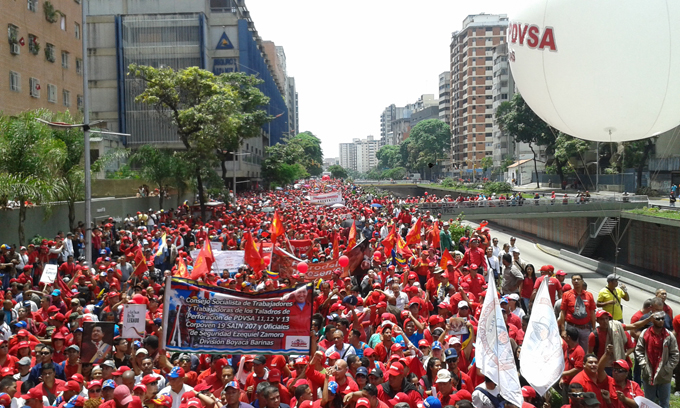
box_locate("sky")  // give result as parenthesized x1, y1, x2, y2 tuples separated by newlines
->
(246, 0, 533, 159)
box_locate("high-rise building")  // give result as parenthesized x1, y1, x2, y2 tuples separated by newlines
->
(288, 77, 298, 135)
(449, 13, 509, 173)
(380, 104, 396, 144)
(339, 142, 357, 171)
(0, 0, 83, 115)
(491, 43, 515, 168)
(262, 41, 286, 97)
(86, 0, 290, 187)
(439, 71, 451, 126)
(406, 94, 438, 112)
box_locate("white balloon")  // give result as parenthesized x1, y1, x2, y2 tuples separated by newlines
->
(508, 0, 680, 142)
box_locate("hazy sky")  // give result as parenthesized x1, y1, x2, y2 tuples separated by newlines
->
(246, 0, 533, 158)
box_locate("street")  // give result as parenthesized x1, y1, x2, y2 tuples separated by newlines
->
(472, 221, 680, 323)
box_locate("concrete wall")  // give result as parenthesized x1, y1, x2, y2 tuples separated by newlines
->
(627, 220, 680, 279)
(491, 217, 589, 249)
(0, 195, 192, 246)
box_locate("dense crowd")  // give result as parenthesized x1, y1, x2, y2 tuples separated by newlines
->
(0, 180, 677, 408)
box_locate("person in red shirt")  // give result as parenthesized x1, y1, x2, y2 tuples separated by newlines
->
(531, 265, 563, 306)
(561, 326, 585, 390)
(570, 351, 619, 408)
(559, 274, 596, 352)
(245, 356, 270, 402)
(609, 359, 643, 408)
(456, 237, 486, 274)
(376, 362, 423, 408)
(459, 264, 486, 299)
(636, 311, 679, 408)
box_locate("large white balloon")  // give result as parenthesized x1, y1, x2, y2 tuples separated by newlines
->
(508, 0, 680, 142)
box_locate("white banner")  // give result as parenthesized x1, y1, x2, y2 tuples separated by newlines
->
(519, 278, 565, 396)
(475, 277, 523, 407)
(190, 249, 245, 274)
(635, 397, 662, 408)
(40, 264, 58, 284)
(122, 304, 147, 338)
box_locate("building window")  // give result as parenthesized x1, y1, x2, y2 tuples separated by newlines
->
(28, 34, 40, 55)
(77, 94, 83, 111)
(47, 84, 57, 103)
(61, 51, 69, 68)
(74, 22, 80, 39)
(76, 58, 82, 75)
(63, 90, 70, 107)
(45, 43, 55, 62)
(29, 77, 40, 98)
(60, 15, 66, 31)
(27, 0, 37, 12)
(8, 25, 20, 55)
(9, 71, 20, 92)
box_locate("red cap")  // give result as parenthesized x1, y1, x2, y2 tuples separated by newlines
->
(21, 386, 43, 401)
(613, 359, 630, 371)
(387, 362, 404, 377)
(269, 368, 281, 382)
(388, 392, 410, 406)
(596, 309, 612, 319)
(59, 380, 81, 393)
(328, 352, 341, 360)
(364, 348, 375, 357)
(142, 374, 159, 385)
(390, 343, 403, 352)
(87, 380, 103, 390)
(0, 367, 13, 377)
(522, 386, 537, 398)
(418, 339, 431, 348)
(17, 329, 29, 337)
(555, 269, 567, 276)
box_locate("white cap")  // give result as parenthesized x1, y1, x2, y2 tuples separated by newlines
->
(436, 369, 452, 383)
(457, 300, 469, 309)
(136, 348, 149, 355)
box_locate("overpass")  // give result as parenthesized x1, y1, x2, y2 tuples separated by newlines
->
(415, 199, 648, 220)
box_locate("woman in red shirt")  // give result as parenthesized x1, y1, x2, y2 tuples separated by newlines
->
(521, 264, 537, 309)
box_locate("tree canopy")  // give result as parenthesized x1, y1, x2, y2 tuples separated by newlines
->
(128, 65, 271, 218)
(327, 165, 348, 179)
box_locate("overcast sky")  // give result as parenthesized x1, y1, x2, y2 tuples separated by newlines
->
(247, 0, 533, 159)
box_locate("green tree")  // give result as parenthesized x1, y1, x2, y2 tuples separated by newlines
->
(288, 132, 324, 176)
(382, 167, 407, 180)
(480, 157, 493, 172)
(496, 93, 557, 188)
(0, 110, 66, 245)
(129, 145, 180, 209)
(407, 119, 451, 178)
(624, 138, 657, 189)
(262, 136, 310, 186)
(327, 165, 348, 179)
(128, 65, 271, 219)
(376, 145, 402, 169)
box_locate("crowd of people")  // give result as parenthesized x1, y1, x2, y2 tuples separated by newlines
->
(0, 180, 677, 408)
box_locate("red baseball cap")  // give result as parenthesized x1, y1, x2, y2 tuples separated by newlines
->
(21, 386, 43, 401)
(613, 359, 630, 371)
(388, 392, 410, 406)
(387, 362, 404, 377)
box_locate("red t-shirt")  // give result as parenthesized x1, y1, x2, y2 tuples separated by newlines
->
(570, 371, 618, 407)
(460, 274, 486, 298)
(615, 379, 643, 400)
(561, 290, 595, 326)
(563, 344, 585, 381)
(534, 276, 562, 305)
(645, 328, 669, 375)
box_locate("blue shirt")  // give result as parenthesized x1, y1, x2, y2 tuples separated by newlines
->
(396, 332, 423, 347)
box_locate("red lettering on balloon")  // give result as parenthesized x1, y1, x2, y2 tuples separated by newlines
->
(527, 25, 540, 48)
(511, 23, 518, 43)
(539, 27, 557, 51)
(518, 25, 529, 45)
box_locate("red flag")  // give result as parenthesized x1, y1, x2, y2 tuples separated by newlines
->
(133, 247, 148, 277)
(396, 233, 413, 259)
(332, 232, 339, 259)
(405, 217, 422, 247)
(381, 225, 397, 259)
(270, 211, 285, 245)
(176, 257, 189, 278)
(244, 232, 265, 272)
(431, 221, 441, 250)
(347, 220, 357, 249)
(440, 248, 455, 269)
(190, 243, 214, 280)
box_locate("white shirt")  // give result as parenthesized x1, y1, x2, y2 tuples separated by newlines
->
(471, 383, 500, 408)
(137, 371, 166, 390)
(324, 343, 356, 358)
(158, 384, 194, 408)
(384, 290, 410, 311)
(491, 244, 501, 258)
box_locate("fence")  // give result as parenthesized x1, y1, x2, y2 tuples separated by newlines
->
(533, 171, 644, 192)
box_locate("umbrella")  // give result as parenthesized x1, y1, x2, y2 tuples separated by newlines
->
(330, 203, 345, 208)
(370, 203, 383, 208)
(275, 187, 283, 190)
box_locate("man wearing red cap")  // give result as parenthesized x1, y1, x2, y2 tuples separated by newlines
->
(375, 361, 423, 408)
(459, 264, 486, 298)
(456, 237, 486, 274)
(21, 386, 44, 408)
(530, 265, 562, 307)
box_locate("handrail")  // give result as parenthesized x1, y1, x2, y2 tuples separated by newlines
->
(395, 197, 647, 210)
(577, 227, 591, 254)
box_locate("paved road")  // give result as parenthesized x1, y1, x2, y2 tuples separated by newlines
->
(468, 221, 680, 323)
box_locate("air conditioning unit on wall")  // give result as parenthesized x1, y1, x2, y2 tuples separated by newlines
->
(11, 43, 20, 55)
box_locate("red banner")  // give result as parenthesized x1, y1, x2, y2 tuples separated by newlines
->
(289, 239, 314, 259)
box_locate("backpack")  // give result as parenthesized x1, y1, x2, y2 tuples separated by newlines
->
(475, 387, 506, 408)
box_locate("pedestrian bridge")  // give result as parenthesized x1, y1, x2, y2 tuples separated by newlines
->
(412, 197, 648, 220)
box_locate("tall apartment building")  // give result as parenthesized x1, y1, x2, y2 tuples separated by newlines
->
(1, 0, 84, 115)
(406, 94, 438, 112)
(339, 136, 379, 173)
(339, 142, 357, 171)
(267, 43, 299, 136)
(449, 13, 509, 173)
(439, 72, 451, 126)
(380, 105, 396, 143)
(287, 77, 298, 135)
(491, 43, 514, 168)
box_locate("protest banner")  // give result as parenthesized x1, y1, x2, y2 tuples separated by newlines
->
(122, 304, 147, 338)
(81, 322, 115, 364)
(162, 277, 313, 355)
(345, 239, 373, 280)
(305, 259, 341, 281)
(40, 264, 58, 284)
(271, 247, 301, 278)
(190, 249, 245, 274)
(289, 239, 314, 259)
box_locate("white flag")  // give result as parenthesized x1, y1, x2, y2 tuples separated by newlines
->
(475, 276, 523, 407)
(520, 278, 565, 396)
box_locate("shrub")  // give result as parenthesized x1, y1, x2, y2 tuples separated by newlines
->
(484, 181, 513, 194)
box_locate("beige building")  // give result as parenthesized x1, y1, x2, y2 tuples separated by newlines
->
(1, 0, 83, 115)
(449, 13, 508, 173)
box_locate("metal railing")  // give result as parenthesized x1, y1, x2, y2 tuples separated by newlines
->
(411, 196, 648, 210)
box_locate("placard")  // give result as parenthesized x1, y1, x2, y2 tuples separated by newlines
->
(162, 277, 313, 355)
(80, 322, 115, 364)
(40, 264, 58, 284)
(122, 304, 147, 338)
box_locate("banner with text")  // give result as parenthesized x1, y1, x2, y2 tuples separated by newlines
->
(122, 304, 147, 338)
(190, 249, 245, 274)
(162, 277, 313, 355)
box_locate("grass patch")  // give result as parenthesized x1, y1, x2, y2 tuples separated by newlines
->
(626, 207, 680, 220)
